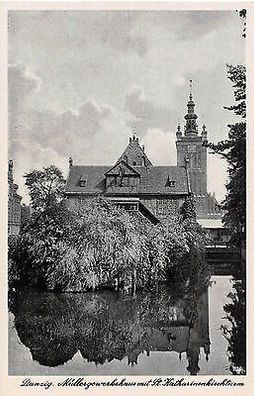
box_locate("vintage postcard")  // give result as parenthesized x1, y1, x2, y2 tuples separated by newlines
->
(0, 1, 253, 395)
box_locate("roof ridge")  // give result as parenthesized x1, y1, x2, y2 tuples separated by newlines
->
(72, 164, 182, 168)
(72, 165, 110, 168)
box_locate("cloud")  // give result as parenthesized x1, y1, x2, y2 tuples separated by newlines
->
(8, 9, 244, 203)
(8, 64, 41, 126)
(8, 64, 41, 104)
(8, 11, 148, 58)
(174, 11, 231, 41)
(125, 87, 174, 133)
(97, 12, 148, 57)
(8, 65, 133, 200)
(8, 64, 227, 204)
(207, 155, 227, 202)
(8, 64, 42, 161)
(9, 65, 115, 158)
(142, 128, 177, 166)
(23, 101, 112, 156)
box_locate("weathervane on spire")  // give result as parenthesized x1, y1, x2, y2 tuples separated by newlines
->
(189, 79, 193, 100)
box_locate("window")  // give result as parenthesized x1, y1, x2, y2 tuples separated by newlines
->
(133, 161, 137, 166)
(165, 176, 176, 188)
(157, 199, 166, 215)
(79, 176, 87, 187)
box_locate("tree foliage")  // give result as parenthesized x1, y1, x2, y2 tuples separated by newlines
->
(9, 194, 208, 293)
(207, 64, 246, 243)
(24, 165, 65, 211)
(238, 9, 246, 38)
(221, 277, 246, 374)
(207, 62, 246, 375)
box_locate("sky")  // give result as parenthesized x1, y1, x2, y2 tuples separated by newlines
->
(8, 10, 245, 203)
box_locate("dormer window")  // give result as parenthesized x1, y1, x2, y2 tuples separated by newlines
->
(79, 175, 87, 187)
(165, 176, 176, 188)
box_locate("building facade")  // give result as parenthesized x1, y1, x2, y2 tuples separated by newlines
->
(65, 134, 191, 224)
(8, 160, 22, 235)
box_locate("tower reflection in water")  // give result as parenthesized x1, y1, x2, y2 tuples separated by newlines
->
(9, 285, 211, 375)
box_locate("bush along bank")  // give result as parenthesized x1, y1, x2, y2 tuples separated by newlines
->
(8, 196, 210, 294)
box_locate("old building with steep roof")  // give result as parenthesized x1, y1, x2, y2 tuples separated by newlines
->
(65, 133, 191, 224)
(65, 84, 221, 224)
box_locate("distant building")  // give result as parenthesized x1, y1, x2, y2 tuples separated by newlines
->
(8, 160, 22, 235)
(198, 218, 230, 246)
(66, 84, 222, 226)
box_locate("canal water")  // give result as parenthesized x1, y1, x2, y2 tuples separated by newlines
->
(8, 275, 244, 376)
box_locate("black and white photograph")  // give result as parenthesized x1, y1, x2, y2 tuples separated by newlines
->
(3, 1, 248, 384)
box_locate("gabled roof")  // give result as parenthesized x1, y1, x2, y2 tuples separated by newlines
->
(65, 165, 189, 195)
(105, 160, 140, 176)
(65, 165, 110, 194)
(137, 166, 188, 194)
(117, 136, 153, 167)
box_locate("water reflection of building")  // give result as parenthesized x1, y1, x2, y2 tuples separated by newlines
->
(10, 288, 210, 375)
(186, 291, 210, 375)
(141, 291, 210, 375)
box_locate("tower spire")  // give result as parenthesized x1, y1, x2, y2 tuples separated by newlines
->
(184, 80, 198, 135)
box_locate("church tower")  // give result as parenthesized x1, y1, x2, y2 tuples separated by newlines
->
(176, 81, 208, 214)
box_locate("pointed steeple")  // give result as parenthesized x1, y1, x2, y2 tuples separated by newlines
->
(184, 80, 198, 136)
